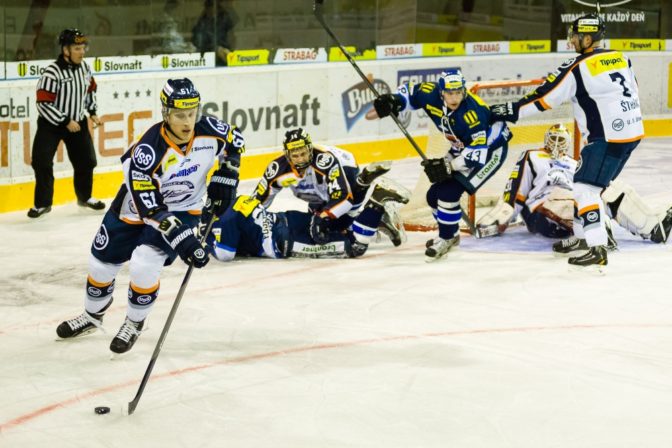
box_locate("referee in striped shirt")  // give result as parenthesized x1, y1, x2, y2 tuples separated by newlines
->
(28, 28, 105, 218)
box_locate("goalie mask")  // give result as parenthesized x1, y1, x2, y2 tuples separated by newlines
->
(544, 124, 571, 159)
(283, 128, 313, 170)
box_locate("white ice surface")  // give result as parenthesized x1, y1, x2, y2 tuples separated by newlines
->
(1, 139, 672, 447)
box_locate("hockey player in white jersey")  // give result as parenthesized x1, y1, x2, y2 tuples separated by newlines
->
(56, 78, 245, 354)
(254, 128, 410, 256)
(491, 13, 645, 269)
(478, 124, 672, 244)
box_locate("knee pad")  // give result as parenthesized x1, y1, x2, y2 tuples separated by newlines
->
(129, 245, 166, 289)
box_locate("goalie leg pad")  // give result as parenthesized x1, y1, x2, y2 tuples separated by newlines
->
(601, 179, 662, 239)
(476, 199, 514, 236)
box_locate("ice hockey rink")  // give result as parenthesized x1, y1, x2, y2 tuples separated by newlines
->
(1, 138, 671, 448)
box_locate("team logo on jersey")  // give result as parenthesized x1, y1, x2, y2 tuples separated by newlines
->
(133, 144, 156, 169)
(93, 224, 109, 251)
(168, 164, 200, 180)
(315, 152, 334, 169)
(612, 119, 625, 131)
(265, 161, 280, 178)
(206, 116, 230, 136)
(586, 211, 599, 223)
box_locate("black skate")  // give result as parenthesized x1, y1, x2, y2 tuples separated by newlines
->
(370, 177, 411, 207)
(568, 245, 608, 269)
(552, 236, 588, 257)
(357, 161, 392, 187)
(27, 206, 52, 219)
(650, 206, 672, 244)
(56, 311, 104, 338)
(110, 317, 145, 354)
(605, 220, 618, 251)
(425, 235, 460, 262)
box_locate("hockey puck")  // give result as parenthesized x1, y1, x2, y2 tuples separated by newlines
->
(94, 406, 111, 415)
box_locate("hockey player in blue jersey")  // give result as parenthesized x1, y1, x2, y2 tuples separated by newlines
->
(490, 14, 645, 270)
(373, 68, 512, 260)
(56, 78, 245, 354)
(207, 193, 405, 262)
(254, 128, 410, 256)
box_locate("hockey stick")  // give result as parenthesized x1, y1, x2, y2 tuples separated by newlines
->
(127, 215, 217, 415)
(312, 0, 479, 237)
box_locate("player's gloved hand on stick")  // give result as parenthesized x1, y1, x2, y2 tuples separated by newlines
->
(202, 160, 239, 226)
(160, 216, 210, 268)
(421, 157, 453, 183)
(373, 94, 404, 118)
(310, 214, 331, 245)
(490, 102, 519, 123)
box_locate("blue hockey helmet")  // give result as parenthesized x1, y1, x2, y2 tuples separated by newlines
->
(568, 13, 605, 42)
(160, 78, 201, 111)
(283, 128, 313, 169)
(58, 29, 88, 47)
(438, 69, 466, 93)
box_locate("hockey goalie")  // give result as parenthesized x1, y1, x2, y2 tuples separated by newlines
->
(477, 124, 672, 245)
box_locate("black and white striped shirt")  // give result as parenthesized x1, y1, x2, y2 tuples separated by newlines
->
(35, 55, 97, 126)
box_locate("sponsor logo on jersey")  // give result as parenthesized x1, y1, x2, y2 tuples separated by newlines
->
(132, 180, 155, 191)
(586, 53, 627, 76)
(586, 211, 599, 223)
(612, 118, 625, 131)
(168, 164, 200, 180)
(265, 161, 280, 178)
(328, 166, 340, 180)
(162, 180, 195, 203)
(192, 145, 211, 152)
(93, 224, 109, 251)
(315, 152, 334, 169)
(342, 76, 392, 131)
(131, 170, 150, 181)
(132, 144, 156, 169)
(205, 116, 230, 136)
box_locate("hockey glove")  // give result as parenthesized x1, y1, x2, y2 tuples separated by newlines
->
(373, 94, 404, 118)
(162, 218, 210, 268)
(490, 102, 519, 123)
(310, 214, 331, 245)
(202, 160, 239, 225)
(421, 158, 453, 183)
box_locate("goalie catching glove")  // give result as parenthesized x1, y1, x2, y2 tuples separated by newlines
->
(421, 157, 453, 183)
(202, 159, 240, 226)
(373, 94, 404, 118)
(159, 216, 210, 268)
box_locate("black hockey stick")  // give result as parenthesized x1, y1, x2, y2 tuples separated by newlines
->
(312, 0, 479, 237)
(128, 215, 217, 415)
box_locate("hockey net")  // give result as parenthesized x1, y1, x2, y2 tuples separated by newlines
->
(401, 79, 580, 232)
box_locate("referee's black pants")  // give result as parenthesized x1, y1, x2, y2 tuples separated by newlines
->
(30, 117, 98, 208)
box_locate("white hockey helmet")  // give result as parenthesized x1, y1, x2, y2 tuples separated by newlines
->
(544, 123, 571, 159)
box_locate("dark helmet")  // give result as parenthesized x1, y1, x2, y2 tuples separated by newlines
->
(160, 78, 201, 111)
(282, 128, 313, 169)
(568, 13, 606, 42)
(438, 68, 466, 94)
(58, 29, 88, 47)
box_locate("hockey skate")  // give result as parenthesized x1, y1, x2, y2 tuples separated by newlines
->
(78, 198, 106, 211)
(425, 235, 460, 262)
(27, 206, 51, 218)
(378, 203, 407, 247)
(110, 317, 145, 354)
(552, 236, 588, 257)
(370, 177, 411, 207)
(56, 310, 105, 339)
(605, 221, 618, 251)
(650, 206, 672, 244)
(357, 160, 392, 187)
(568, 245, 608, 270)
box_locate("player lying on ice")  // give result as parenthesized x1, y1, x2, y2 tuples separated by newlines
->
(477, 123, 672, 247)
(207, 192, 410, 261)
(371, 69, 512, 261)
(252, 127, 411, 256)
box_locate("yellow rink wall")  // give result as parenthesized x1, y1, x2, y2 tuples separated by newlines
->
(2, 117, 671, 214)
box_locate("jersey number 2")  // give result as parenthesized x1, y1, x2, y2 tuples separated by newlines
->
(609, 73, 631, 97)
